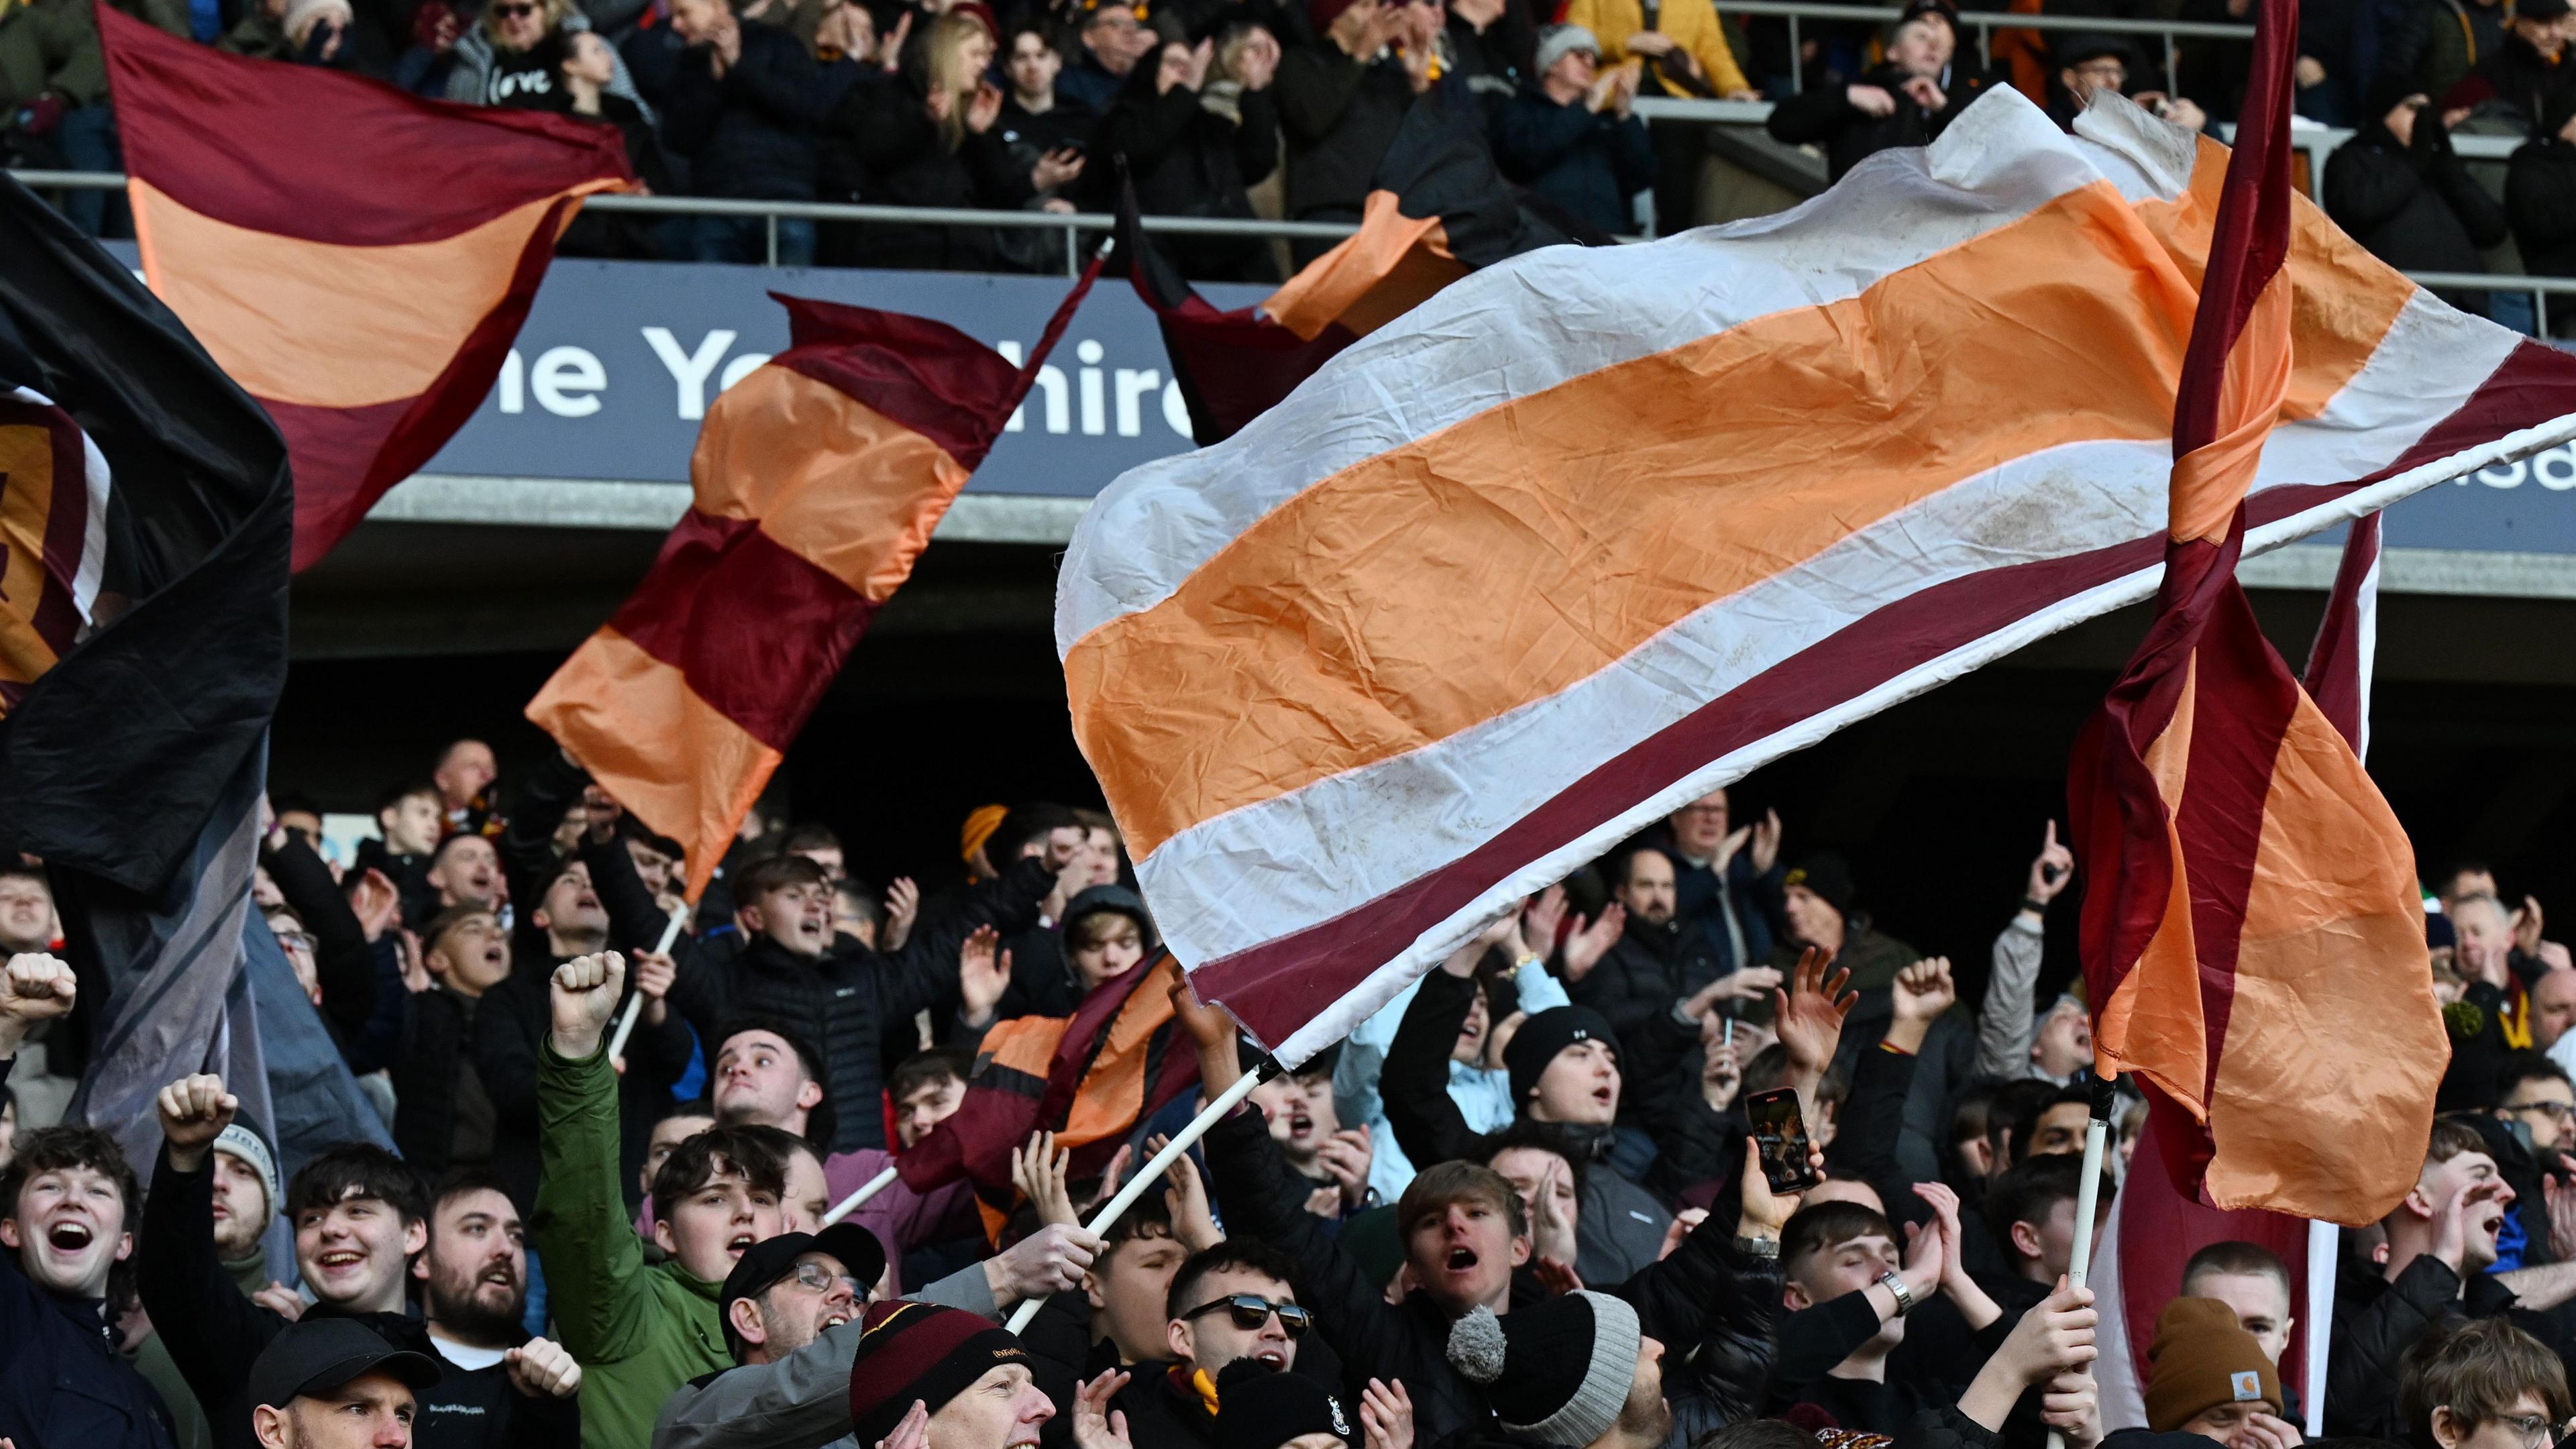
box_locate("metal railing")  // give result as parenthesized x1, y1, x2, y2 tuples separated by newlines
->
(21, 166, 2574, 334)
(7, 167, 1358, 276)
(1705, 1, 2255, 95)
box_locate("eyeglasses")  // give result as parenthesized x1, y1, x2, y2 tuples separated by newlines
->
(2510, 1099, 2576, 1122)
(1182, 1294, 1312, 1337)
(786, 1262, 865, 1297)
(2494, 1415, 2563, 1449)
(274, 930, 318, 953)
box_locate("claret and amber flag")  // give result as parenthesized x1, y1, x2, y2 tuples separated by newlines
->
(1062, 77, 2576, 1071)
(98, 5, 631, 570)
(529, 271, 1102, 902)
(2069, 0, 2447, 1228)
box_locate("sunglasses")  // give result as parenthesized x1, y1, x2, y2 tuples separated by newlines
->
(1183, 1294, 1312, 1337)
(492, 4, 541, 17)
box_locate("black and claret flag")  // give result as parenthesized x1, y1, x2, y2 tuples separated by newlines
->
(1123, 82, 1603, 443)
(0, 172, 292, 893)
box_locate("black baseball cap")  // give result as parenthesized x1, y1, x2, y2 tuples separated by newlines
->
(718, 1224, 889, 1358)
(249, 1319, 442, 1411)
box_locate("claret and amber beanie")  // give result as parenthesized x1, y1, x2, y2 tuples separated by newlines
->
(2144, 1297, 2279, 1433)
(846, 1301, 1031, 1446)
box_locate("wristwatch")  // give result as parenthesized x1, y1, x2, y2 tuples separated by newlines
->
(1877, 1269, 1917, 1316)
(1731, 1232, 1780, 1259)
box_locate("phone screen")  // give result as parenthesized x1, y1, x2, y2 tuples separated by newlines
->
(1746, 1087, 1824, 1194)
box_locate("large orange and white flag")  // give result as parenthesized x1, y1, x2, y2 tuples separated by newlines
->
(1059, 83, 2576, 1068)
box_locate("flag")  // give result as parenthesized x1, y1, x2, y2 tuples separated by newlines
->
(2091, 511, 2381, 1430)
(0, 171, 290, 894)
(2069, 0, 2445, 1224)
(57, 741, 394, 1218)
(529, 266, 1103, 901)
(98, 5, 631, 572)
(1125, 83, 1598, 444)
(895, 951, 1200, 1234)
(1059, 84, 2576, 1069)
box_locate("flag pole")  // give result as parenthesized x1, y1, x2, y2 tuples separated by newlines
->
(1003, 1063, 1274, 1334)
(605, 900, 690, 1064)
(824, 1165, 902, 1226)
(2302, 1218, 2336, 1435)
(2050, 1072, 2121, 1449)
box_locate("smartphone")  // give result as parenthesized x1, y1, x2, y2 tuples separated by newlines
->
(1745, 1087, 1825, 1194)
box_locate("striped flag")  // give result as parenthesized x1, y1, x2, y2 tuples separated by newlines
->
(896, 951, 1199, 1234)
(1058, 83, 2576, 1069)
(98, 5, 631, 571)
(529, 274, 1101, 901)
(2069, 0, 2444, 1224)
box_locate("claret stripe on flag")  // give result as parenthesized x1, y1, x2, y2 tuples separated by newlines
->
(98, 4, 631, 572)
(531, 274, 1102, 902)
(1059, 83, 2576, 1073)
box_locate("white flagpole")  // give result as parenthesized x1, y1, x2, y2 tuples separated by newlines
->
(824, 1165, 902, 1226)
(1002, 1066, 1269, 1334)
(605, 901, 690, 1064)
(2051, 1075, 2121, 1449)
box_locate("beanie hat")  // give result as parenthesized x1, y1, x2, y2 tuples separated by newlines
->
(1214, 1359, 1353, 1449)
(1308, 0, 1358, 36)
(1533, 23, 1599, 76)
(1784, 853, 1855, 918)
(2526, 0, 2574, 20)
(214, 1122, 282, 1224)
(846, 1300, 1032, 1446)
(1503, 1006, 1621, 1110)
(1446, 1292, 1643, 1446)
(2143, 1297, 2279, 1433)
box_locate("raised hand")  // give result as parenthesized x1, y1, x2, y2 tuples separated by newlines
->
(965, 79, 1004, 134)
(1738, 1132, 1819, 1236)
(1012, 1130, 1079, 1227)
(1699, 1035, 1742, 1112)
(1150, 1135, 1222, 1250)
(630, 949, 678, 1035)
(0, 953, 74, 1056)
(548, 951, 627, 1061)
(1168, 977, 1239, 1059)
(959, 926, 1010, 1026)
(1993, 1279, 2098, 1387)
(1073, 1369, 1134, 1449)
(1317, 1128, 1374, 1212)
(504, 1338, 584, 1398)
(157, 1073, 239, 1173)
(1558, 903, 1627, 983)
(251, 1281, 305, 1320)
(2518, 896, 2549, 959)
(1531, 1153, 1579, 1266)
(2041, 1369, 2102, 1449)
(1772, 946, 1857, 1085)
(1886, 956, 1955, 1054)
(2229, 1411, 2302, 1449)
(882, 877, 920, 951)
(985, 1223, 1101, 1307)
(875, 1401, 931, 1449)
(1521, 884, 1567, 957)
(1748, 808, 1783, 874)
(1361, 1379, 1415, 1449)
(348, 867, 400, 942)
(2027, 821, 2074, 908)
(1656, 1205, 1707, 1263)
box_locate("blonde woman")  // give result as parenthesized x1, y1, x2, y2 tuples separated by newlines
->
(828, 7, 1026, 268)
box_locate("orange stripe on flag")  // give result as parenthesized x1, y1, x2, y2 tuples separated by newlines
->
(128, 179, 616, 411)
(525, 627, 782, 899)
(2098, 655, 2210, 1110)
(2168, 270, 2294, 543)
(1263, 190, 1466, 342)
(1069, 172, 2412, 859)
(690, 367, 975, 602)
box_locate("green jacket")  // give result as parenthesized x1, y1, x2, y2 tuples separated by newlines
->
(536, 1041, 732, 1449)
(0, 0, 104, 119)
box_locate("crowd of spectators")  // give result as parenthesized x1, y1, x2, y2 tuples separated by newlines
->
(5, 734, 2576, 1449)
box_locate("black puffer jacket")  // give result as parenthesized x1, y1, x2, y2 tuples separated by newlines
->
(1097, 66, 1281, 282)
(2508, 94, 2576, 298)
(2323, 1250, 2518, 1438)
(2323, 106, 2509, 315)
(1764, 60, 1997, 180)
(660, 20, 830, 199)
(1203, 1105, 1780, 1447)
(1274, 39, 1414, 220)
(706, 855, 1057, 1151)
(1567, 917, 1720, 1048)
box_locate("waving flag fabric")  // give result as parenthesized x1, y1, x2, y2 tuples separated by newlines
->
(2070, 0, 2445, 1226)
(1059, 83, 2576, 1069)
(98, 5, 631, 571)
(897, 951, 1199, 1235)
(530, 272, 1099, 902)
